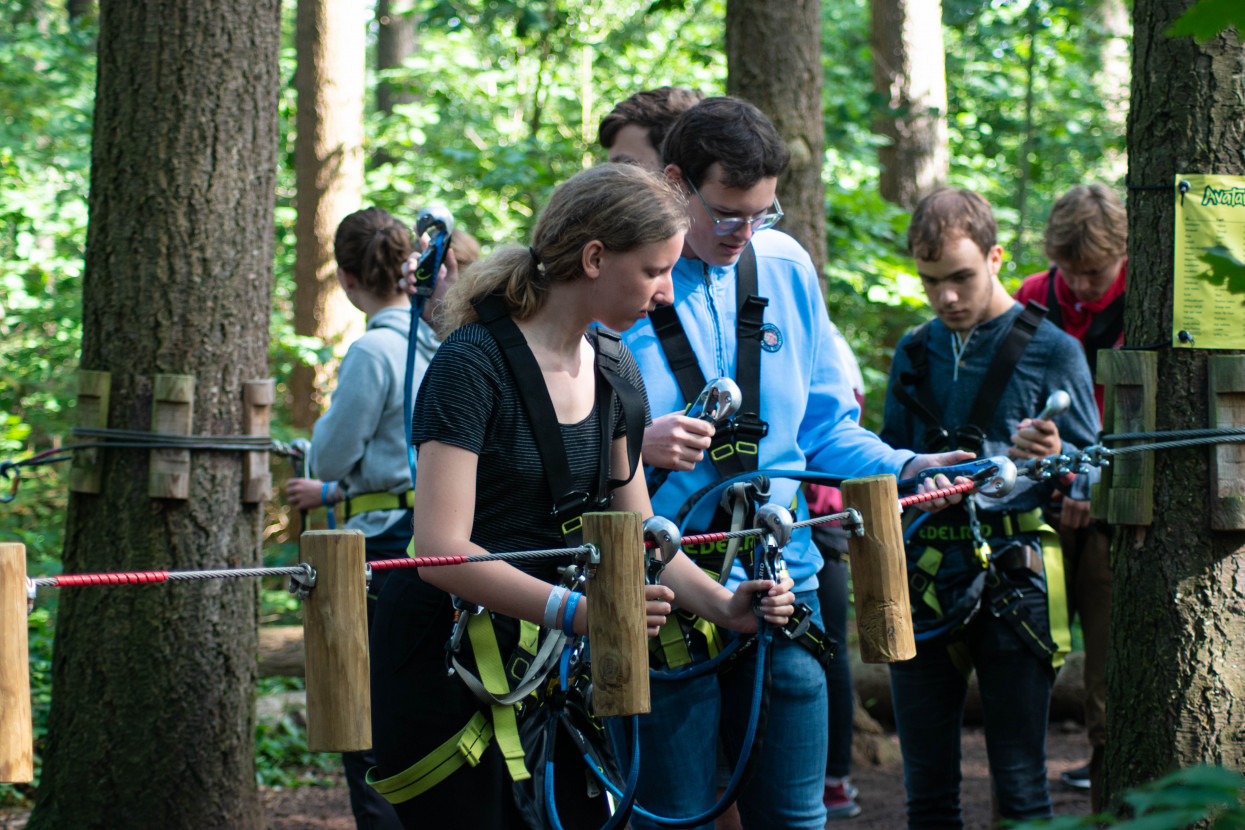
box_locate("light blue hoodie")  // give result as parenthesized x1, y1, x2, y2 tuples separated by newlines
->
(622, 229, 914, 591)
(310, 305, 439, 538)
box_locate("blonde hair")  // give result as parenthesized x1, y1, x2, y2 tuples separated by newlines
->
(438, 164, 687, 334)
(1044, 183, 1127, 270)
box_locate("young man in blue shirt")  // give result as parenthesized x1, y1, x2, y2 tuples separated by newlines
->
(622, 96, 971, 830)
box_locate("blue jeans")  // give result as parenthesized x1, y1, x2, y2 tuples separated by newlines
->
(889, 603, 1054, 829)
(815, 548, 853, 779)
(628, 590, 829, 830)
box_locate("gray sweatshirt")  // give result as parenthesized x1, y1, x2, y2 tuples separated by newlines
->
(310, 305, 439, 538)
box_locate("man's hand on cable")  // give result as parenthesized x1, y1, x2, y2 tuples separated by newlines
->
(643, 411, 715, 471)
(1060, 497, 1092, 531)
(900, 450, 977, 512)
(644, 583, 674, 637)
(1008, 416, 1061, 460)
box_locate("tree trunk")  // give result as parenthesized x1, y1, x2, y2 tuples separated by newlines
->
(290, 0, 365, 431)
(375, 0, 416, 115)
(869, 0, 948, 210)
(1110, 0, 1245, 805)
(725, 0, 826, 277)
(28, 0, 280, 826)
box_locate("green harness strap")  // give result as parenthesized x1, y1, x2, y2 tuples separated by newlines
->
(908, 507, 1071, 672)
(366, 613, 532, 805)
(342, 489, 414, 520)
(466, 612, 530, 783)
(366, 710, 493, 803)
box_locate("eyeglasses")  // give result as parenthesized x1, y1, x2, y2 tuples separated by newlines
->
(686, 178, 784, 237)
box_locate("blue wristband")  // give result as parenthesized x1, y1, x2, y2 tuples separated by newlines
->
(320, 482, 332, 506)
(561, 591, 582, 637)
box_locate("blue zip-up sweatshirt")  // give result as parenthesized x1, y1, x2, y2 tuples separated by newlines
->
(622, 229, 914, 591)
(880, 303, 1101, 513)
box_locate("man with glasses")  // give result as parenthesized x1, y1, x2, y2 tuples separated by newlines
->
(620, 96, 971, 830)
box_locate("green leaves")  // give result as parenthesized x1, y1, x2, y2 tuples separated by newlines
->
(1167, 0, 1245, 42)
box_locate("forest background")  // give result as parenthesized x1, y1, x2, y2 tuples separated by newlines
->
(1, 0, 1132, 802)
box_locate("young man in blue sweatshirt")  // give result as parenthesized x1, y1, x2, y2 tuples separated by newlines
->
(621, 96, 971, 830)
(881, 188, 1101, 828)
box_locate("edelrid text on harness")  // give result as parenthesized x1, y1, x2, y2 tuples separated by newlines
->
(891, 302, 1071, 669)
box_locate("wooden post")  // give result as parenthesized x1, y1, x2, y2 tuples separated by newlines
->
(0, 543, 33, 783)
(301, 530, 370, 752)
(241, 379, 275, 503)
(582, 511, 649, 717)
(149, 374, 195, 499)
(70, 370, 110, 494)
(1208, 356, 1245, 530)
(1093, 351, 1157, 526)
(842, 475, 916, 663)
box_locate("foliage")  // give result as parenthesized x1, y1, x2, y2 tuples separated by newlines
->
(254, 678, 339, 788)
(1167, 0, 1245, 42)
(363, 0, 727, 247)
(1010, 765, 1245, 828)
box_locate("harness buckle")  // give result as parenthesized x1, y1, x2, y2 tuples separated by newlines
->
(780, 604, 813, 640)
(987, 584, 1024, 618)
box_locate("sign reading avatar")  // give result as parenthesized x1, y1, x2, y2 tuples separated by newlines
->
(1173, 173, 1245, 349)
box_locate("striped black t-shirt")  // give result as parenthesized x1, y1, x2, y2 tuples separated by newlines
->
(411, 322, 650, 577)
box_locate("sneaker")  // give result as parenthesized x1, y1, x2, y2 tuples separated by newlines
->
(824, 778, 862, 819)
(1061, 763, 1091, 790)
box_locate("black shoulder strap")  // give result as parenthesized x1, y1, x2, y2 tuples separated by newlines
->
(1044, 267, 1063, 331)
(648, 244, 766, 479)
(891, 304, 1046, 453)
(1082, 294, 1125, 377)
(473, 294, 606, 544)
(590, 327, 645, 491)
(891, 321, 951, 451)
(961, 301, 1048, 442)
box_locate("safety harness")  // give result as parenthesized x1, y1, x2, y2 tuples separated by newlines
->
(646, 246, 833, 672)
(892, 302, 1070, 671)
(368, 295, 646, 809)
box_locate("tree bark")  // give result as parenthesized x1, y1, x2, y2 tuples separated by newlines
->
(725, 0, 826, 277)
(1110, 0, 1245, 804)
(290, 0, 365, 430)
(375, 0, 417, 115)
(29, 0, 280, 826)
(869, 0, 948, 211)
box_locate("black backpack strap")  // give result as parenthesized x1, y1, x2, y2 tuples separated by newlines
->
(590, 327, 645, 491)
(730, 245, 766, 473)
(1044, 267, 1063, 332)
(1081, 294, 1124, 377)
(957, 301, 1048, 452)
(648, 244, 767, 480)
(473, 294, 597, 544)
(892, 321, 951, 452)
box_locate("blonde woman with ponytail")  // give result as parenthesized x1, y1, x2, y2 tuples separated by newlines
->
(369, 164, 795, 829)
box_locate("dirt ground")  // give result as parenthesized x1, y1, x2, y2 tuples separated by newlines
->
(0, 722, 1092, 830)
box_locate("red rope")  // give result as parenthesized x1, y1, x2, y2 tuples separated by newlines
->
(369, 555, 469, 570)
(51, 571, 170, 587)
(898, 480, 975, 508)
